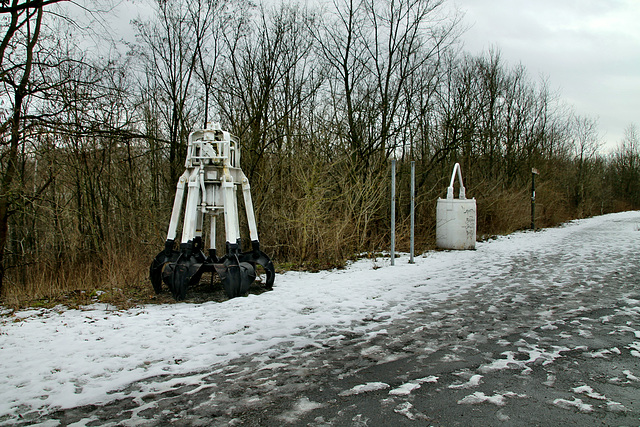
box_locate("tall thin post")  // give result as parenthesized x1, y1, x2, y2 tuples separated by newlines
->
(391, 159, 396, 266)
(409, 161, 415, 264)
(531, 168, 539, 230)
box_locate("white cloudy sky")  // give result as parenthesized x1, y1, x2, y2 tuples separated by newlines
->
(452, 0, 640, 151)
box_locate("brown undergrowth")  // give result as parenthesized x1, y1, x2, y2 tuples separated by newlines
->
(0, 167, 630, 311)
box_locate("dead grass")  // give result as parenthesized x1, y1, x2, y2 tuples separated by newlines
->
(0, 172, 631, 311)
(1, 255, 295, 312)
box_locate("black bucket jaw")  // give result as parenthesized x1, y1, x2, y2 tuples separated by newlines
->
(150, 239, 274, 300)
(247, 240, 275, 289)
(150, 238, 208, 300)
(149, 124, 275, 300)
(213, 240, 275, 297)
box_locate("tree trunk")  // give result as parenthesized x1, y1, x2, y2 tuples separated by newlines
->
(0, 3, 43, 295)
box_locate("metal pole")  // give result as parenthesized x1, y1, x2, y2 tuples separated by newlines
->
(531, 168, 538, 230)
(409, 161, 415, 264)
(391, 159, 396, 266)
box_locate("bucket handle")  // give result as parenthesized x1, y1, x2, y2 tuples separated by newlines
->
(446, 163, 466, 200)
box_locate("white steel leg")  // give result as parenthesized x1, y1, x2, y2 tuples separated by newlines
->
(241, 176, 259, 242)
(222, 178, 238, 245)
(181, 168, 202, 243)
(232, 183, 241, 243)
(166, 170, 189, 241)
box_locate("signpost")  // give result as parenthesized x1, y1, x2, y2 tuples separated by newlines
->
(391, 159, 396, 265)
(531, 168, 539, 230)
(410, 161, 415, 264)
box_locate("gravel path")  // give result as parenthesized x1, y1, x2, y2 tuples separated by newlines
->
(11, 213, 640, 426)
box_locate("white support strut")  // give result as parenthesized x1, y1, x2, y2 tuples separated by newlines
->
(181, 168, 202, 243)
(242, 175, 259, 242)
(166, 170, 189, 241)
(222, 175, 239, 246)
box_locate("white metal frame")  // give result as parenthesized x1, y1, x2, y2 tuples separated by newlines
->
(165, 123, 260, 251)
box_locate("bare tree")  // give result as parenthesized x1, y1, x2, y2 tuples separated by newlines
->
(0, 0, 72, 293)
(569, 114, 600, 209)
(191, 0, 229, 128)
(217, 2, 319, 180)
(133, 0, 203, 187)
(317, 0, 459, 170)
(611, 124, 640, 207)
(315, 0, 371, 166)
(363, 0, 459, 159)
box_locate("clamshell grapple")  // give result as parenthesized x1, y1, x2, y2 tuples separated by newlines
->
(150, 124, 275, 300)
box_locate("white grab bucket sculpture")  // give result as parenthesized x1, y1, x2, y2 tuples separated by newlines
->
(436, 163, 476, 250)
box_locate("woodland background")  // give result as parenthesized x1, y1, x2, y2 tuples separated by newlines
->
(1, 0, 639, 307)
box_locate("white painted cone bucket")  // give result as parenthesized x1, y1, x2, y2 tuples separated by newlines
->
(436, 163, 476, 250)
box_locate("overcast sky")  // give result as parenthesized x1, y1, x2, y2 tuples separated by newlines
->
(105, 0, 638, 152)
(451, 0, 640, 151)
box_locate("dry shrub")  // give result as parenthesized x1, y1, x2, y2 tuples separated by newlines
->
(474, 184, 530, 236)
(535, 183, 574, 226)
(2, 242, 153, 310)
(101, 244, 152, 289)
(258, 156, 389, 269)
(3, 259, 101, 308)
(611, 199, 635, 213)
(257, 157, 343, 267)
(4, 149, 635, 309)
(337, 162, 389, 253)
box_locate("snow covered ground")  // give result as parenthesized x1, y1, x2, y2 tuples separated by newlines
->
(1, 211, 639, 424)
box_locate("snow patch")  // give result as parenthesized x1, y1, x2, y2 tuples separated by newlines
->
(258, 363, 288, 371)
(623, 370, 639, 381)
(389, 376, 438, 396)
(606, 401, 629, 413)
(339, 382, 390, 396)
(440, 353, 463, 362)
(495, 409, 510, 421)
(543, 374, 556, 387)
(572, 385, 607, 400)
(277, 397, 323, 423)
(587, 349, 614, 359)
(457, 392, 506, 406)
(479, 344, 576, 373)
(389, 382, 421, 396)
(393, 401, 429, 421)
(448, 374, 483, 389)
(552, 397, 593, 413)
(394, 402, 414, 419)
